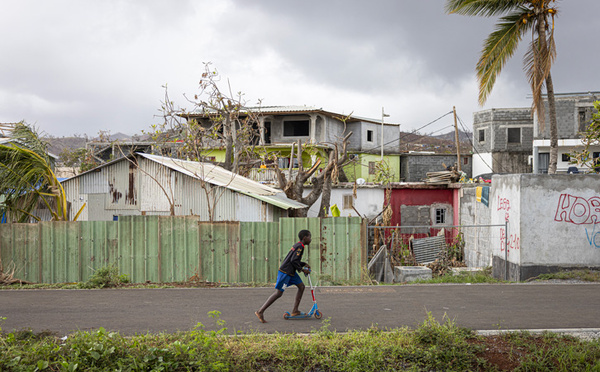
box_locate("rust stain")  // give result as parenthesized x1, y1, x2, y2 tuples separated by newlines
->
(125, 161, 137, 205)
(109, 183, 122, 203)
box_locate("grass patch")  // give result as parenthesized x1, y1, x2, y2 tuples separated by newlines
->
(2, 312, 599, 371)
(528, 269, 600, 282)
(411, 267, 503, 285)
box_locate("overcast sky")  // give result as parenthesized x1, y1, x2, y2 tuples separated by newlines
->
(1, 0, 598, 138)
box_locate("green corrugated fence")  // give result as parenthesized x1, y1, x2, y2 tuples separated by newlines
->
(0, 216, 366, 284)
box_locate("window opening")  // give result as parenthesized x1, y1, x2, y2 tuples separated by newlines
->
(507, 128, 521, 143)
(478, 129, 485, 142)
(342, 195, 354, 210)
(435, 208, 446, 224)
(283, 119, 310, 137)
(367, 130, 373, 142)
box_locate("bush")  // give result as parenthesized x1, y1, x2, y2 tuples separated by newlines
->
(79, 266, 129, 289)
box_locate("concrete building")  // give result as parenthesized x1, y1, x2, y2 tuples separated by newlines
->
(533, 92, 600, 173)
(57, 153, 305, 222)
(400, 153, 472, 182)
(472, 108, 533, 177)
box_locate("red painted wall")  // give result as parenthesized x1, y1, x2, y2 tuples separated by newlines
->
(388, 188, 455, 226)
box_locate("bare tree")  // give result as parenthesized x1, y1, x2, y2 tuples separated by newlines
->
(276, 133, 353, 217)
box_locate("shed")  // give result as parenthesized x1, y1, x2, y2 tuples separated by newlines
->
(59, 153, 306, 222)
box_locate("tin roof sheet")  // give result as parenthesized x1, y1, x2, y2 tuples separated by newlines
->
(138, 153, 306, 210)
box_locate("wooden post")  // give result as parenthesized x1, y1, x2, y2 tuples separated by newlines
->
(453, 106, 462, 172)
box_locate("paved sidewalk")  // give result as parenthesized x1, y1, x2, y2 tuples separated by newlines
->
(2, 283, 599, 336)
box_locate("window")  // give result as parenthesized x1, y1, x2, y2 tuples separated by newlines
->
(561, 153, 571, 162)
(342, 195, 354, 210)
(507, 128, 521, 143)
(478, 129, 485, 142)
(435, 208, 446, 224)
(283, 119, 310, 137)
(463, 157, 469, 165)
(368, 161, 376, 175)
(367, 130, 373, 142)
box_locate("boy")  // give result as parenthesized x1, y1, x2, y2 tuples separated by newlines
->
(255, 230, 312, 323)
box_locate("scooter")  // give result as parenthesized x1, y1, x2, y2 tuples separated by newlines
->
(283, 268, 322, 320)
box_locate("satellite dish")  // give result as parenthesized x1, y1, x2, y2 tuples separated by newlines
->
(356, 178, 366, 185)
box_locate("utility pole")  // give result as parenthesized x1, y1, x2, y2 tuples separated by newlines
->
(453, 106, 462, 172)
(381, 107, 390, 161)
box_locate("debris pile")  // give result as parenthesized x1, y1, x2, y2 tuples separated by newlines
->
(424, 170, 462, 184)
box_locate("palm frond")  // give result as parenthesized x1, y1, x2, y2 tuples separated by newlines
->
(0, 135, 69, 221)
(445, 0, 525, 17)
(476, 9, 533, 105)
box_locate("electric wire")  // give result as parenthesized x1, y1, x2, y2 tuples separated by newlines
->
(361, 111, 454, 154)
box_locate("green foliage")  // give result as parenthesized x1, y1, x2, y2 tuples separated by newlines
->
(2, 312, 600, 371)
(78, 265, 129, 289)
(530, 269, 600, 282)
(570, 101, 600, 171)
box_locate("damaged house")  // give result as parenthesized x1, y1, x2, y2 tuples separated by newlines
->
(55, 153, 306, 222)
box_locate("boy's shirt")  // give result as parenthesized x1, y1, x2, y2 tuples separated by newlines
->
(279, 241, 307, 276)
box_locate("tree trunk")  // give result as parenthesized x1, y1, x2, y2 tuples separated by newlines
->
(223, 116, 233, 171)
(317, 171, 332, 218)
(546, 73, 558, 174)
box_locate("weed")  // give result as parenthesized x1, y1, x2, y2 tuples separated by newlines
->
(529, 269, 600, 282)
(78, 265, 129, 289)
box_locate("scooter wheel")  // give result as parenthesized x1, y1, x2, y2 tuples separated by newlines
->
(283, 312, 290, 320)
(314, 310, 323, 319)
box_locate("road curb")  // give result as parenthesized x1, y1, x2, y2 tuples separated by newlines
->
(476, 328, 600, 340)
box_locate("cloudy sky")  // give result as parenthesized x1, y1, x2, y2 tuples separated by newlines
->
(1, 0, 598, 138)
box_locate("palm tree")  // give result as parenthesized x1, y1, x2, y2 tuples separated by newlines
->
(446, 0, 559, 173)
(0, 122, 84, 222)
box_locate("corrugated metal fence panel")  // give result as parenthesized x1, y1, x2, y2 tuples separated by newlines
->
(79, 221, 119, 280)
(279, 217, 323, 274)
(40, 222, 80, 283)
(199, 222, 240, 283)
(0, 223, 41, 283)
(239, 222, 279, 283)
(1, 216, 367, 284)
(321, 217, 365, 281)
(117, 215, 161, 283)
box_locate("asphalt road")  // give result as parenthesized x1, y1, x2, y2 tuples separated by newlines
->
(2, 283, 600, 336)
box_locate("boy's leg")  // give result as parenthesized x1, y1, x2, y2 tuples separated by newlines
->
(255, 289, 283, 323)
(291, 282, 305, 316)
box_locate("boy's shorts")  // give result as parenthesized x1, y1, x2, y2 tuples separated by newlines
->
(275, 271, 303, 291)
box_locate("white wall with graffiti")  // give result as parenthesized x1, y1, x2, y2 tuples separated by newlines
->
(490, 174, 600, 280)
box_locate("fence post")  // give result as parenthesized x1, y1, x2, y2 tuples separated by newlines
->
(504, 219, 509, 281)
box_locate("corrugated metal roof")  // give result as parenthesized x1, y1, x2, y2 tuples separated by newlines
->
(137, 153, 306, 210)
(184, 106, 400, 125)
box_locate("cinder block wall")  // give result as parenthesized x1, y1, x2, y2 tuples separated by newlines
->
(401, 154, 472, 182)
(491, 174, 600, 280)
(460, 186, 494, 268)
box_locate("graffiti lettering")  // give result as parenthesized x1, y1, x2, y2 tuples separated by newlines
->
(585, 223, 600, 248)
(499, 227, 520, 253)
(497, 196, 510, 212)
(554, 194, 600, 225)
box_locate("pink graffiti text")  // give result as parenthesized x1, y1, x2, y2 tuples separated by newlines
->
(554, 194, 600, 225)
(499, 227, 520, 253)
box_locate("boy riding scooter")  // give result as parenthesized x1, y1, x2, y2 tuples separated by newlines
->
(255, 230, 311, 323)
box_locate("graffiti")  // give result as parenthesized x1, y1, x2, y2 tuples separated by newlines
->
(499, 227, 520, 253)
(554, 193, 600, 225)
(497, 196, 511, 221)
(585, 224, 600, 248)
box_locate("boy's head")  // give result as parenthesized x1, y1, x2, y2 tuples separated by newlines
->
(298, 230, 312, 245)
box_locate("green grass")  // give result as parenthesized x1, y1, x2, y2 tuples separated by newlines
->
(1, 312, 599, 371)
(412, 271, 504, 285)
(529, 269, 600, 282)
